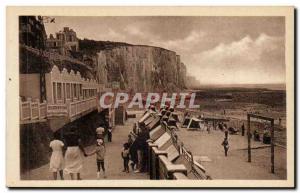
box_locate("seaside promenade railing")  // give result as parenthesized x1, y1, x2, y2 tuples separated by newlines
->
(20, 97, 97, 123)
(68, 97, 97, 118)
(20, 100, 47, 122)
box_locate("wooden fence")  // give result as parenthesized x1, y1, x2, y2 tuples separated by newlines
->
(20, 97, 97, 123)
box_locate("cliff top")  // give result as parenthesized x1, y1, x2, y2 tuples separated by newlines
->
(79, 38, 177, 55)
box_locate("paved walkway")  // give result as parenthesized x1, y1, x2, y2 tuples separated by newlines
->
(21, 113, 147, 180)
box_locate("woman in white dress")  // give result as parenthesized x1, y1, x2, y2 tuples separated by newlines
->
(64, 127, 87, 180)
(49, 134, 64, 180)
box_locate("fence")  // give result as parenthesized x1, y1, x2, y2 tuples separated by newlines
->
(20, 97, 97, 123)
(69, 97, 97, 118)
(20, 100, 47, 122)
(47, 103, 68, 116)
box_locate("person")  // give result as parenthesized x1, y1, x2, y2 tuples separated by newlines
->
(64, 127, 87, 180)
(121, 143, 130, 173)
(224, 124, 229, 138)
(86, 138, 106, 179)
(134, 123, 149, 173)
(96, 126, 105, 140)
(107, 127, 112, 142)
(49, 133, 64, 180)
(221, 138, 229, 157)
(129, 140, 138, 171)
(241, 123, 245, 136)
(263, 127, 271, 144)
(207, 125, 211, 134)
(253, 129, 260, 141)
(218, 122, 224, 131)
(127, 135, 133, 147)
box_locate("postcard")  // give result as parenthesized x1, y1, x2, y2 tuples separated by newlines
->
(6, 6, 294, 188)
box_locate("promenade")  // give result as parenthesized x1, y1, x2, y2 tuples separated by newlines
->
(21, 111, 147, 180)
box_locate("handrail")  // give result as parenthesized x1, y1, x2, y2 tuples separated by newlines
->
(20, 96, 98, 122)
(20, 100, 47, 122)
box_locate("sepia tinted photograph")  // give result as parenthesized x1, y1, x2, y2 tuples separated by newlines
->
(6, 6, 295, 188)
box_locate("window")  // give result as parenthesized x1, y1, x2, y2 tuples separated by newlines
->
(70, 83, 73, 99)
(66, 83, 70, 99)
(79, 84, 82, 97)
(52, 82, 56, 103)
(73, 84, 77, 98)
(57, 83, 62, 100)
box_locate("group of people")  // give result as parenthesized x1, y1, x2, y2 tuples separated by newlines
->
(49, 124, 112, 180)
(122, 122, 150, 174)
(49, 127, 87, 180)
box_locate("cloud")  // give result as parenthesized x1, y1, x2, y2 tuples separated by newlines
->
(124, 25, 144, 37)
(187, 33, 285, 84)
(44, 16, 285, 85)
(151, 30, 206, 53)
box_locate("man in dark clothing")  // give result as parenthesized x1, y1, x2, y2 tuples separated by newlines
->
(241, 123, 245, 136)
(129, 139, 138, 171)
(221, 138, 229, 157)
(128, 135, 133, 147)
(107, 127, 112, 142)
(224, 124, 228, 138)
(135, 124, 150, 173)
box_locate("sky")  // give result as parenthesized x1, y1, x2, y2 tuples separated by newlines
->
(44, 16, 285, 85)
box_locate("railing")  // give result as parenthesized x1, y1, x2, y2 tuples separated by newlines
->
(20, 97, 98, 123)
(69, 97, 97, 118)
(47, 104, 68, 116)
(20, 100, 47, 122)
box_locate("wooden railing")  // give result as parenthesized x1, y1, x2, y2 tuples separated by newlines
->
(47, 104, 68, 116)
(69, 97, 97, 118)
(20, 97, 97, 123)
(20, 100, 47, 122)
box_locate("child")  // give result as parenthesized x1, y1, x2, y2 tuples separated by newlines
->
(87, 138, 106, 179)
(121, 143, 130, 173)
(221, 137, 229, 157)
(49, 133, 64, 180)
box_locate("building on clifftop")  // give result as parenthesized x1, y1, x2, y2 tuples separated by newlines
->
(46, 27, 79, 56)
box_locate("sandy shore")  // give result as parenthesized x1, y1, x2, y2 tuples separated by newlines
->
(175, 126, 286, 180)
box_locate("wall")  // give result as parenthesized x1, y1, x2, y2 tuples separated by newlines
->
(20, 74, 40, 101)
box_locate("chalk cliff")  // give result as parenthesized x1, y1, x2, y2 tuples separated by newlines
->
(79, 39, 187, 92)
(95, 45, 187, 92)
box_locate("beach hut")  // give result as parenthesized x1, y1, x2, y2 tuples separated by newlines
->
(187, 117, 202, 130)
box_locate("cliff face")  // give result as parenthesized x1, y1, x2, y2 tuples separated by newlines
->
(95, 45, 187, 92)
